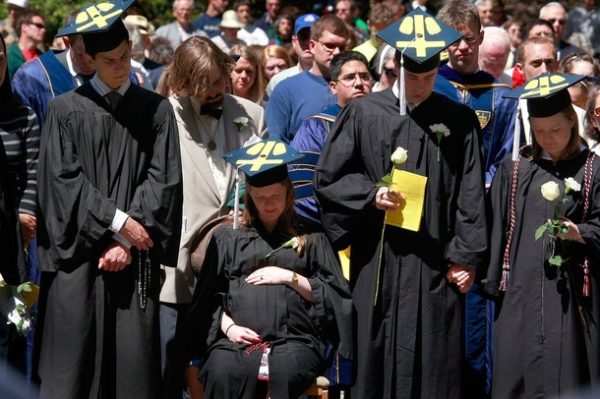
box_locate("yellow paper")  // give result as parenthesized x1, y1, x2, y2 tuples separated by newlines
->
(385, 169, 427, 231)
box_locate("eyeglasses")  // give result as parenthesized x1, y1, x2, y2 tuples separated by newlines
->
(28, 22, 46, 29)
(318, 40, 346, 54)
(546, 18, 567, 26)
(529, 58, 557, 68)
(383, 67, 398, 80)
(337, 72, 372, 87)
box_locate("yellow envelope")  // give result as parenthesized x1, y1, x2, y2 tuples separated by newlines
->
(385, 169, 427, 231)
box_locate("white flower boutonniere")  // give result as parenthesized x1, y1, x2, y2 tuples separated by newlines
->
(264, 236, 301, 259)
(233, 116, 249, 132)
(429, 123, 451, 162)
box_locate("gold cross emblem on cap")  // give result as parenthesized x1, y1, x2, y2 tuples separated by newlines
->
(396, 14, 446, 58)
(235, 141, 286, 172)
(75, 2, 123, 32)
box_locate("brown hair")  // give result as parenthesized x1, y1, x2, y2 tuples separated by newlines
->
(241, 177, 307, 255)
(438, 0, 482, 32)
(585, 84, 600, 143)
(310, 14, 349, 41)
(15, 12, 44, 38)
(166, 36, 233, 99)
(229, 43, 264, 103)
(515, 35, 555, 64)
(530, 105, 581, 161)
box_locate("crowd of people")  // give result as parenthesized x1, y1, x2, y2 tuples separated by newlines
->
(1, 0, 600, 398)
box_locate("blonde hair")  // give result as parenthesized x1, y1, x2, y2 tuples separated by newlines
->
(230, 44, 265, 103)
(166, 36, 233, 99)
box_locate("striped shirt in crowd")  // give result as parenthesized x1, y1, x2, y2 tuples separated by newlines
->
(0, 105, 40, 216)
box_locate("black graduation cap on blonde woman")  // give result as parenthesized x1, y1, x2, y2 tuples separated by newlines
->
(377, 8, 462, 116)
(223, 140, 303, 229)
(504, 73, 586, 159)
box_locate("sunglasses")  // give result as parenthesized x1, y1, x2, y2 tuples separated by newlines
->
(546, 18, 567, 25)
(384, 67, 398, 80)
(28, 22, 46, 29)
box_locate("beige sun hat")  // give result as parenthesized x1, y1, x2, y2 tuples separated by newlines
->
(220, 10, 244, 29)
(124, 15, 156, 35)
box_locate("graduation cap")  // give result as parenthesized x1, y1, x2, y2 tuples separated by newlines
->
(56, 0, 133, 55)
(504, 73, 585, 159)
(223, 140, 303, 228)
(377, 8, 462, 115)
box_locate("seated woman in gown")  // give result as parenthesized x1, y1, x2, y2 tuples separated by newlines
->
(189, 140, 353, 399)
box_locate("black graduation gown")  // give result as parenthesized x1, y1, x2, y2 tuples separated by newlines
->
(484, 149, 600, 398)
(190, 223, 353, 399)
(314, 89, 488, 399)
(36, 83, 182, 399)
(0, 138, 20, 285)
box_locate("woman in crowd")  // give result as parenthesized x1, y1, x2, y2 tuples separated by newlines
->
(261, 45, 292, 83)
(371, 44, 397, 92)
(559, 52, 600, 109)
(189, 141, 352, 398)
(584, 84, 600, 154)
(230, 44, 264, 104)
(485, 73, 600, 398)
(0, 32, 37, 372)
(272, 14, 293, 47)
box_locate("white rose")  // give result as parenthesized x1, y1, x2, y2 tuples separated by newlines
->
(290, 236, 300, 249)
(391, 147, 408, 165)
(564, 177, 581, 192)
(541, 181, 561, 202)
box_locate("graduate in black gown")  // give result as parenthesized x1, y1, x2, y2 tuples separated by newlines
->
(314, 9, 488, 399)
(484, 73, 600, 398)
(36, 4, 182, 398)
(189, 140, 352, 398)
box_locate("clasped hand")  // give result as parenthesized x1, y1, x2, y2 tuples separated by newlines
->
(98, 241, 131, 272)
(119, 217, 154, 250)
(446, 263, 475, 293)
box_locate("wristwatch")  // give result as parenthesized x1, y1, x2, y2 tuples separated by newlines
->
(291, 271, 299, 286)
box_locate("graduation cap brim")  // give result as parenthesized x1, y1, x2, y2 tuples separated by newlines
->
(223, 140, 303, 188)
(504, 73, 586, 118)
(56, 0, 134, 37)
(377, 8, 462, 73)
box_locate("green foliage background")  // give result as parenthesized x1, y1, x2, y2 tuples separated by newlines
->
(0, 0, 588, 48)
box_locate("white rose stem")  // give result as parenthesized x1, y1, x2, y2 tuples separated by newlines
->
(233, 168, 240, 230)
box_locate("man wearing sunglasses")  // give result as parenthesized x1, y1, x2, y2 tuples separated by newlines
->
(539, 2, 584, 60)
(266, 14, 348, 143)
(7, 11, 45, 79)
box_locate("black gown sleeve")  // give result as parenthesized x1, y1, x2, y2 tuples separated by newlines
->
(187, 226, 230, 360)
(444, 115, 489, 272)
(37, 98, 118, 269)
(0, 139, 21, 285)
(577, 158, 600, 261)
(314, 103, 378, 249)
(305, 233, 353, 359)
(127, 99, 183, 266)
